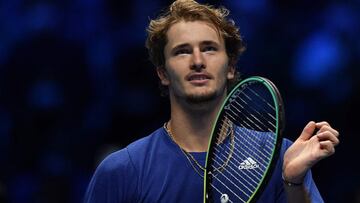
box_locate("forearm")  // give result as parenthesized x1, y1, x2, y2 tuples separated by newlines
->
(284, 183, 311, 203)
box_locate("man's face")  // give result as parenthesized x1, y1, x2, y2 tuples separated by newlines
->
(159, 20, 234, 104)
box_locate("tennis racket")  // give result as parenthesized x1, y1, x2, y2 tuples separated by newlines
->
(204, 76, 285, 203)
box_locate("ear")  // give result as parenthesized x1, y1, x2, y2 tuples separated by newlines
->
(227, 65, 235, 80)
(156, 67, 170, 86)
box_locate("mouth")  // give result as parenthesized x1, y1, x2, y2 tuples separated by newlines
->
(186, 73, 212, 85)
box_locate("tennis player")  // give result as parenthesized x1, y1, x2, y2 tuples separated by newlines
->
(84, 1, 339, 202)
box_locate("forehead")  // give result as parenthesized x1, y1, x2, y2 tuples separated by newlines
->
(165, 20, 223, 48)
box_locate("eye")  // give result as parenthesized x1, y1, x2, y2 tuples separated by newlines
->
(174, 48, 191, 56)
(202, 46, 217, 52)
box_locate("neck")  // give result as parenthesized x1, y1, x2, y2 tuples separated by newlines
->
(166, 92, 226, 152)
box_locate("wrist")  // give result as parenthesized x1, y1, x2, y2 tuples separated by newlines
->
(282, 172, 303, 186)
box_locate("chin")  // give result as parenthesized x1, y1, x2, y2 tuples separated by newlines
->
(185, 91, 218, 104)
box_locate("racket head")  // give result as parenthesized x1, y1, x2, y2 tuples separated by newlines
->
(204, 76, 285, 203)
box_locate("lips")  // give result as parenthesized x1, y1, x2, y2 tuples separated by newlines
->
(186, 73, 211, 81)
(185, 72, 212, 86)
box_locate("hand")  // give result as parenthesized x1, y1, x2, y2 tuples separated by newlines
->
(283, 121, 340, 184)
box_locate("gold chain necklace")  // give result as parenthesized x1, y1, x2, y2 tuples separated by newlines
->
(163, 121, 235, 178)
(163, 122, 205, 178)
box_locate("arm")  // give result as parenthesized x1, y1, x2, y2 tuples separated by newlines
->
(282, 121, 340, 202)
(283, 181, 311, 203)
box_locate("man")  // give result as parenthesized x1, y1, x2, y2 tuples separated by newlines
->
(84, 0, 339, 202)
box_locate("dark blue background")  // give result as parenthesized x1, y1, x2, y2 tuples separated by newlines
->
(0, 0, 359, 202)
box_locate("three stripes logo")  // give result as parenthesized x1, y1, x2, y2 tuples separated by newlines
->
(238, 157, 259, 170)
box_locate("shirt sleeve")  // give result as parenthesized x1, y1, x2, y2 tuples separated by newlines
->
(83, 148, 138, 203)
(303, 169, 324, 202)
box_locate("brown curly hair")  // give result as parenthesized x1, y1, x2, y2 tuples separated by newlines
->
(145, 0, 246, 96)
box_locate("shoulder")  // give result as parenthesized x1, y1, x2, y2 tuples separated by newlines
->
(126, 127, 166, 157)
(95, 148, 132, 174)
(127, 127, 165, 149)
(83, 148, 136, 202)
(95, 127, 167, 176)
(98, 127, 166, 172)
(84, 127, 166, 202)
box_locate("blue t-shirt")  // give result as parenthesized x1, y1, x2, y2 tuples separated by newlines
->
(84, 127, 323, 203)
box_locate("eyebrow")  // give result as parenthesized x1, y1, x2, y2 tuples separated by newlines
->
(172, 43, 190, 51)
(201, 40, 219, 46)
(171, 40, 220, 51)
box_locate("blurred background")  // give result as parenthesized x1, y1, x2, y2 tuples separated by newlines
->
(0, 0, 359, 202)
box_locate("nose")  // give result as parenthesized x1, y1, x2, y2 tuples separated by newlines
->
(190, 49, 206, 71)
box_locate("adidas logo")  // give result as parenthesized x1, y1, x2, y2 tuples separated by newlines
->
(238, 157, 259, 170)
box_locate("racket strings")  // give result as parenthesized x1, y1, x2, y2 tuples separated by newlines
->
(213, 127, 266, 181)
(214, 89, 277, 167)
(207, 122, 236, 175)
(210, 122, 274, 193)
(227, 86, 277, 130)
(214, 118, 272, 172)
(210, 128, 273, 201)
(209, 124, 256, 202)
(210, 152, 262, 202)
(214, 109, 276, 169)
(222, 113, 275, 157)
(224, 113, 275, 164)
(236, 91, 276, 131)
(212, 125, 275, 180)
(210, 182, 236, 203)
(209, 133, 274, 201)
(247, 86, 276, 111)
(212, 151, 258, 187)
(231, 88, 276, 127)
(211, 143, 262, 195)
(210, 125, 257, 199)
(208, 83, 279, 202)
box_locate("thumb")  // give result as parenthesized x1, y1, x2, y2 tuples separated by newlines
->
(298, 121, 316, 141)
